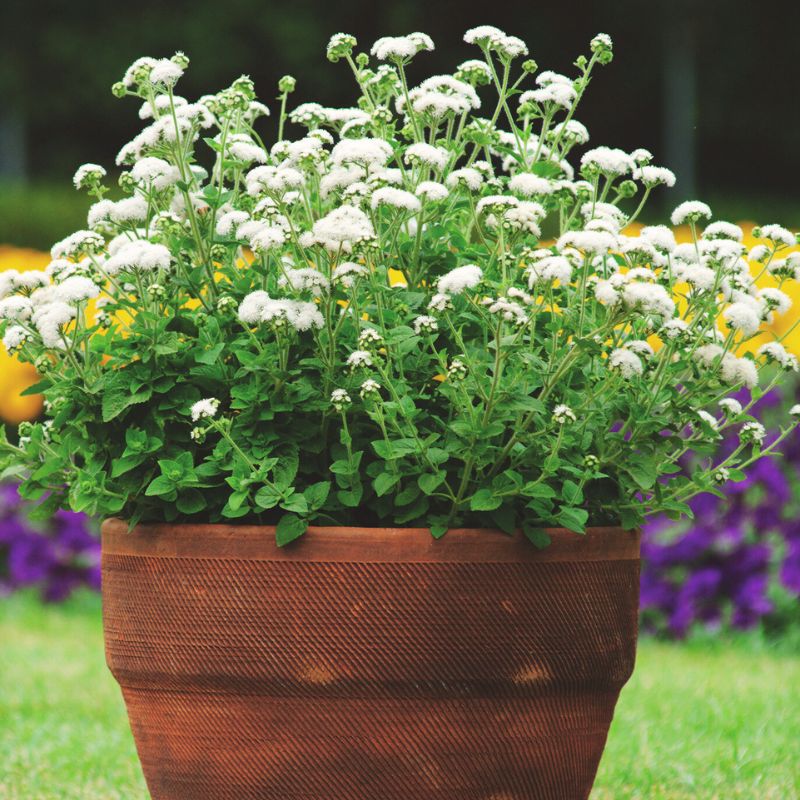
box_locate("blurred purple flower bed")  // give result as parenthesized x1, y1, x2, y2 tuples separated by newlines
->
(641, 386, 800, 637)
(2, 387, 799, 636)
(0, 483, 100, 601)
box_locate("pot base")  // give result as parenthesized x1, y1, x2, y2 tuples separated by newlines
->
(102, 522, 639, 800)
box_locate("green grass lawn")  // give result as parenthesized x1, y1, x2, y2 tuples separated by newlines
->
(1, 592, 798, 800)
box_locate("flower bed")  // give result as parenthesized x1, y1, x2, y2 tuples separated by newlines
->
(0, 483, 99, 601)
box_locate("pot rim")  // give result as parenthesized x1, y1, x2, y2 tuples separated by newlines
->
(102, 518, 639, 564)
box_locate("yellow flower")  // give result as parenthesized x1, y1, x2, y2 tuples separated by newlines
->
(0, 246, 49, 424)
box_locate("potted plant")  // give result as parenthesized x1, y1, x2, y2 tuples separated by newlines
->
(2, 25, 799, 800)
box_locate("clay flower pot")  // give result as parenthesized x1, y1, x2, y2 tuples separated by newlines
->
(102, 520, 640, 800)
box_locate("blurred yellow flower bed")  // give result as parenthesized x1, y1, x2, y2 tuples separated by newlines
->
(1, 224, 798, 424)
(0, 246, 47, 424)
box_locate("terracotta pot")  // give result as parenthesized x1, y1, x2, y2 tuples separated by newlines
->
(102, 520, 640, 800)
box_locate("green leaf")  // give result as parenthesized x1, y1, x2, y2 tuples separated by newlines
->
(557, 507, 588, 534)
(418, 471, 445, 495)
(176, 489, 207, 515)
(374, 472, 400, 497)
(626, 458, 658, 490)
(195, 342, 225, 365)
(281, 492, 309, 514)
(102, 386, 153, 422)
(254, 485, 282, 510)
(337, 483, 364, 507)
(523, 526, 552, 549)
(276, 514, 307, 546)
(145, 475, 176, 497)
(303, 481, 331, 511)
(429, 523, 448, 539)
(470, 488, 502, 512)
(111, 455, 145, 478)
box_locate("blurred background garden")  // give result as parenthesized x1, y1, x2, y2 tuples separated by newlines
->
(1, 0, 799, 797)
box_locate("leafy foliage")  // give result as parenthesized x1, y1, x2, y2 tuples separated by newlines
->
(1, 29, 798, 545)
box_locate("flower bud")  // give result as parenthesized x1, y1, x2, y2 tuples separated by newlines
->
(111, 81, 127, 98)
(327, 33, 357, 63)
(278, 75, 296, 94)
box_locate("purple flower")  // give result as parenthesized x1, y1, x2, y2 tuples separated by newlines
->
(0, 484, 99, 602)
(641, 385, 800, 637)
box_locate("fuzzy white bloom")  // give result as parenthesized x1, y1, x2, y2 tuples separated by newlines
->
(720, 355, 759, 389)
(371, 33, 434, 61)
(347, 350, 374, 369)
(758, 287, 792, 316)
(246, 165, 305, 196)
(54, 276, 101, 303)
(371, 187, 421, 213)
(661, 318, 689, 340)
(509, 173, 559, 196)
(226, 134, 268, 164)
(413, 314, 439, 334)
(249, 226, 288, 254)
(73, 163, 106, 190)
(693, 344, 724, 369)
(2, 325, 28, 352)
(330, 389, 352, 411)
(331, 138, 393, 170)
(404, 143, 448, 171)
(503, 202, 544, 235)
(609, 348, 643, 378)
(757, 224, 796, 247)
(403, 76, 481, 118)
(520, 83, 576, 109)
(428, 292, 453, 312)
(236, 290, 324, 331)
(740, 421, 766, 445)
(723, 302, 761, 337)
(594, 279, 620, 306)
(278, 267, 330, 297)
(670, 200, 712, 226)
(437, 264, 482, 295)
(633, 165, 676, 187)
(319, 165, 365, 197)
(191, 398, 220, 422)
(149, 58, 184, 86)
(130, 157, 181, 190)
(104, 241, 172, 274)
(552, 404, 576, 424)
(677, 263, 716, 292)
(719, 398, 743, 416)
(445, 167, 484, 192)
(640, 225, 677, 253)
(625, 340, 654, 358)
(476, 195, 518, 215)
(696, 410, 720, 431)
(216, 210, 250, 237)
(558, 230, 617, 254)
(359, 378, 382, 399)
(310, 205, 375, 252)
(50, 230, 105, 260)
(621, 282, 675, 319)
(0, 296, 33, 321)
(527, 255, 573, 287)
(790, 404, 800, 419)
(88, 196, 149, 228)
(332, 261, 368, 288)
(581, 147, 635, 176)
(487, 298, 527, 325)
(758, 342, 797, 370)
(703, 221, 743, 241)
(463, 25, 507, 45)
(33, 301, 76, 348)
(415, 181, 448, 201)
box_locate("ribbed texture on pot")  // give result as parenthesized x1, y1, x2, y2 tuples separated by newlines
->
(102, 522, 640, 800)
